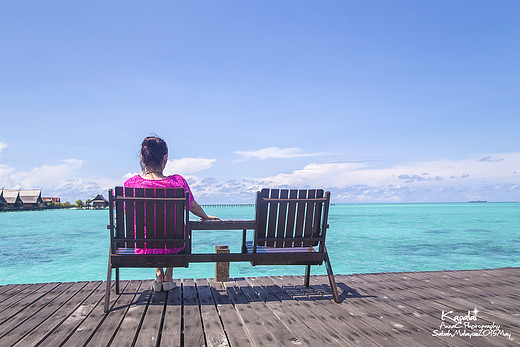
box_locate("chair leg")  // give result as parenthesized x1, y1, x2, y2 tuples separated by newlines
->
(104, 259, 112, 313)
(324, 249, 340, 303)
(304, 265, 311, 287)
(115, 268, 120, 295)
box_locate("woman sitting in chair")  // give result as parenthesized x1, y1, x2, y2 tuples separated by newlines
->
(124, 135, 219, 291)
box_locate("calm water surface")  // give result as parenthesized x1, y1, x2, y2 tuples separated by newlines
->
(0, 203, 518, 284)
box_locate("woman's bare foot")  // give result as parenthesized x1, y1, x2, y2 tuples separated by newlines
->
(162, 268, 175, 291)
(156, 268, 165, 282)
(153, 268, 165, 291)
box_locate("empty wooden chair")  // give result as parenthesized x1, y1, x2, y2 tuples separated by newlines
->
(104, 187, 190, 312)
(246, 188, 340, 302)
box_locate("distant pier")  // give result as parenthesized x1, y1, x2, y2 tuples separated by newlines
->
(200, 203, 335, 208)
(200, 203, 254, 208)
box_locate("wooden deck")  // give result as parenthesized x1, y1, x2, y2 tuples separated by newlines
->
(0, 268, 518, 346)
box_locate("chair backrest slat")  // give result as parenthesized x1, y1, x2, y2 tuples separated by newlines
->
(303, 189, 316, 247)
(114, 187, 125, 248)
(284, 189, 298, 243)
(155, 188, 166, 249)
(266, 189, 279, 247)
(293, 190, 307, 246)
(319, 191, 330, 252)
(145, 188, 155, 249)
(309, 189, 324, 247)
(254, 188, 330, 250)
(134, 188, 145, 249)
(275, 189, 289, 248)
(124, 187, 136, 246)
(254, 189, 269, 250)
(174, 188, 185, 248)
(164, 188, 175, 249)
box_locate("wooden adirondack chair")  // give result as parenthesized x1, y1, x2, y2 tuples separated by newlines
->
(247, 188, 340, 303)
(104, 187, 190, 313)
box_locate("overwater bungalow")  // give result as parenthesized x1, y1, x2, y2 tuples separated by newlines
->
(0, 189, 43, 210)
(1, 189, 23, 210)
(18, 189, 43, 208)
(91, 194, 109, 209)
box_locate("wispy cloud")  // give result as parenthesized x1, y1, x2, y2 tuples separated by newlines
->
(165, 157, 216, 175)
(2, 152, 519, 204)
(256, 152, 520, 189)
(9, 159, 84, 189)
(0, 165, 15, 187)
(479, 155, 504, 163)
(0, 142, 7, 156)
(185, 152, 520, 203)
(234, 147, 323, 160)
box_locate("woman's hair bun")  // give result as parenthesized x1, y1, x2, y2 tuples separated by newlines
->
(140, 136, 168, 170)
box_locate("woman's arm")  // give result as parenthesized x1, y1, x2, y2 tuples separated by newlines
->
(190, 200, 220, 220)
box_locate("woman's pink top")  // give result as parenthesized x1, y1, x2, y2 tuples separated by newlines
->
(123, 174, 195, 254)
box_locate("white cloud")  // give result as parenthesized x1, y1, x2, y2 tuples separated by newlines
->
(127, 152, 520, 203)
(0, 165, 15, 187)
(123, 172, 139, 180)
(213, 152, 520, 203)
(479, 155, 504, 163)
(183, 175, 261, 204)
(3, 152, 519, 204)
(48, 179, 104, 202)
(164, 157, 216, 175)
(9, 159, 84, 189)
(256, 152, 520, 190)
(0, 142, 7, 156)
(234, 147, 323, 160)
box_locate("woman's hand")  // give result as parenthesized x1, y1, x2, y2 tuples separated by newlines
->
(200, 215, 221, 221)
(190, 200, 221, 221)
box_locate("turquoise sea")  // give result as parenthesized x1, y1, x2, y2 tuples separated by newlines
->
(0, 203, 518, 285)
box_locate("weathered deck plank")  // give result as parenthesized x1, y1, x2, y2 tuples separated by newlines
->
(160, 279, 182, 346)
(182, 278, 205, 347)
(0, 283, 57, 320)
(196, 278, 229, 347)
(61, 281, 125, 347)
(134, 287, 167, 347)
(85, 280, 143, 346)
(231, 277, 301, 346)
(245, 276, 344, 346)
(13, 281, 100, 347)
(289, 275, 402, 346)
(109, 279, 153, 346)
(208, 278, 253, 346)
(0, 282, 78, 346)
(225, 278, 284, 346)
(252, 276, 354, 346)
(42, 280, 107, 346)
(0, 268, 517, 347)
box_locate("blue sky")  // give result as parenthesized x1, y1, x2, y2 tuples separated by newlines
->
(1, 1, 519, 203)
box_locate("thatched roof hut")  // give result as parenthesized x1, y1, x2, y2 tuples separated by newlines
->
(1, 189, 22, 206)
(92, 194, 109, 208)
(19, 189, 43, 207)
(0, 189, 43, 209)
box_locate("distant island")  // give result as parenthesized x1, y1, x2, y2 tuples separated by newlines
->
(468, 200, 488, 203)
